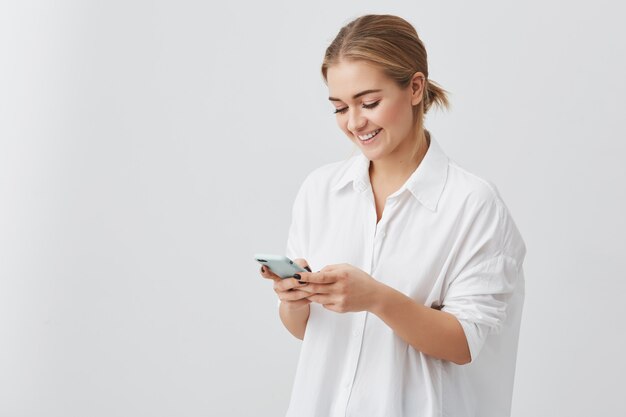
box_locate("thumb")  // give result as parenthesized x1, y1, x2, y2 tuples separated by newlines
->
(293, 258, 312, 272)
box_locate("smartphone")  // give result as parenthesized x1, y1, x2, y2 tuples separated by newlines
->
(254, 253, 307, 279)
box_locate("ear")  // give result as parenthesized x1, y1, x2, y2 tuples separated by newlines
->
(410, 71, 426, 106)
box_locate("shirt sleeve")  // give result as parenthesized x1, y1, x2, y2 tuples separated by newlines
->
(285, 173, 311, 263)
(277, 175, 310, 308)
(441, 189, 526, 364)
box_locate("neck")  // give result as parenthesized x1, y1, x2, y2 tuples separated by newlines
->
(369, 128, 430, 185)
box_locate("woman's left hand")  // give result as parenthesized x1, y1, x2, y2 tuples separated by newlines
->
(296, 263, 383, 313)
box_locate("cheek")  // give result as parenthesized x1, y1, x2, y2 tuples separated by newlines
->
(380, 101, 413, 134)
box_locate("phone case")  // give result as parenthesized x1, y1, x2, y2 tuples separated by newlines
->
(253, 253, 307, 279)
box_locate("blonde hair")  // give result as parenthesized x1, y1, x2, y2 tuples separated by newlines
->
(321, 14, 450, 131)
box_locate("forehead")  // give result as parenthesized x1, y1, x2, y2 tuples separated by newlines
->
(327, 60, 392, 99)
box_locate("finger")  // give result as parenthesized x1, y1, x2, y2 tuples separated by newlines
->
(293, 258, 312, 272)
(260, 271, 280, 282)
(274, 277, 308, 293)
(279, 289, 313, 301)
(297, 270, 337, 285)
(260, 265, 281, 281)
(320, 264, 340, 272)
(297, 282, 334, 294)
(307, 293, 336, 305)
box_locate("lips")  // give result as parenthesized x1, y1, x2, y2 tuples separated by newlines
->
(357, 128, 382, 141)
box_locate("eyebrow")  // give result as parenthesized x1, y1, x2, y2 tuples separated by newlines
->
(328, 89, 382, 102)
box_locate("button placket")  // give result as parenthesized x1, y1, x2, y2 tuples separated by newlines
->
(340, 181, 379, 414)
(361, 188, 377, 275)
(343, 312, 369, 417)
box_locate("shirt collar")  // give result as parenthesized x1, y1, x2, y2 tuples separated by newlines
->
(331, 134, 449, 212)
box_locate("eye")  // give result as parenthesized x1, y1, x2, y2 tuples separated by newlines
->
(332, 100, 381, 115)
(363, 101, 380, 109)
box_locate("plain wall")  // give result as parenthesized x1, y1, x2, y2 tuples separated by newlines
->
(1, 0, 625, 415)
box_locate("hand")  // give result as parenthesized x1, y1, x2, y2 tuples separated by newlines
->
(297, 263, 383, 313)
(259, 258, 312, 311)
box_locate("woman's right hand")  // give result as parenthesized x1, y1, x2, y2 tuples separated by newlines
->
(260, 258, 312, 311)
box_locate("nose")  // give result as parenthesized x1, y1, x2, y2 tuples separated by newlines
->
(347, 109, 367, 133)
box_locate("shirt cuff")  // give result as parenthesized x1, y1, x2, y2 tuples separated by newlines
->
(456, 318, 489, 364)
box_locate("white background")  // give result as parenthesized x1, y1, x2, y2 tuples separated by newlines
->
(1, 0, 625, 415)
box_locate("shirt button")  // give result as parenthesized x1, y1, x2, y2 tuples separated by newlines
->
(353, 330, 361, 337)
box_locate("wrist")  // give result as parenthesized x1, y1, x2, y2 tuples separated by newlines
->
(281, 300, 311, 314)
(368, 281, 393, 315)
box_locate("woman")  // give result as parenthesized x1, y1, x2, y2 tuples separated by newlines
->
(260, 14, 526, 417)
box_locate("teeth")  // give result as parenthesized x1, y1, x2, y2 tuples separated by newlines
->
(358, 128, 381, 141)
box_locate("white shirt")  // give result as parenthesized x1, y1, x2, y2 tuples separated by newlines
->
(282, 133, 526, 417)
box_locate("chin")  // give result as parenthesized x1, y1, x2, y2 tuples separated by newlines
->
(361, 148, 385, 161)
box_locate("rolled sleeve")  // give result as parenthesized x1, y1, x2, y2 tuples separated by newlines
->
(442, 255, 522, 363)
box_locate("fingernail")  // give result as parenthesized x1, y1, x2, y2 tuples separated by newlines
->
(294, 274, 301, 280)
(304, 266, 312, 272)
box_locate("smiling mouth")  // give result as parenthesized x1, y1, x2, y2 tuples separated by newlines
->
(357, 128, 382, 141)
